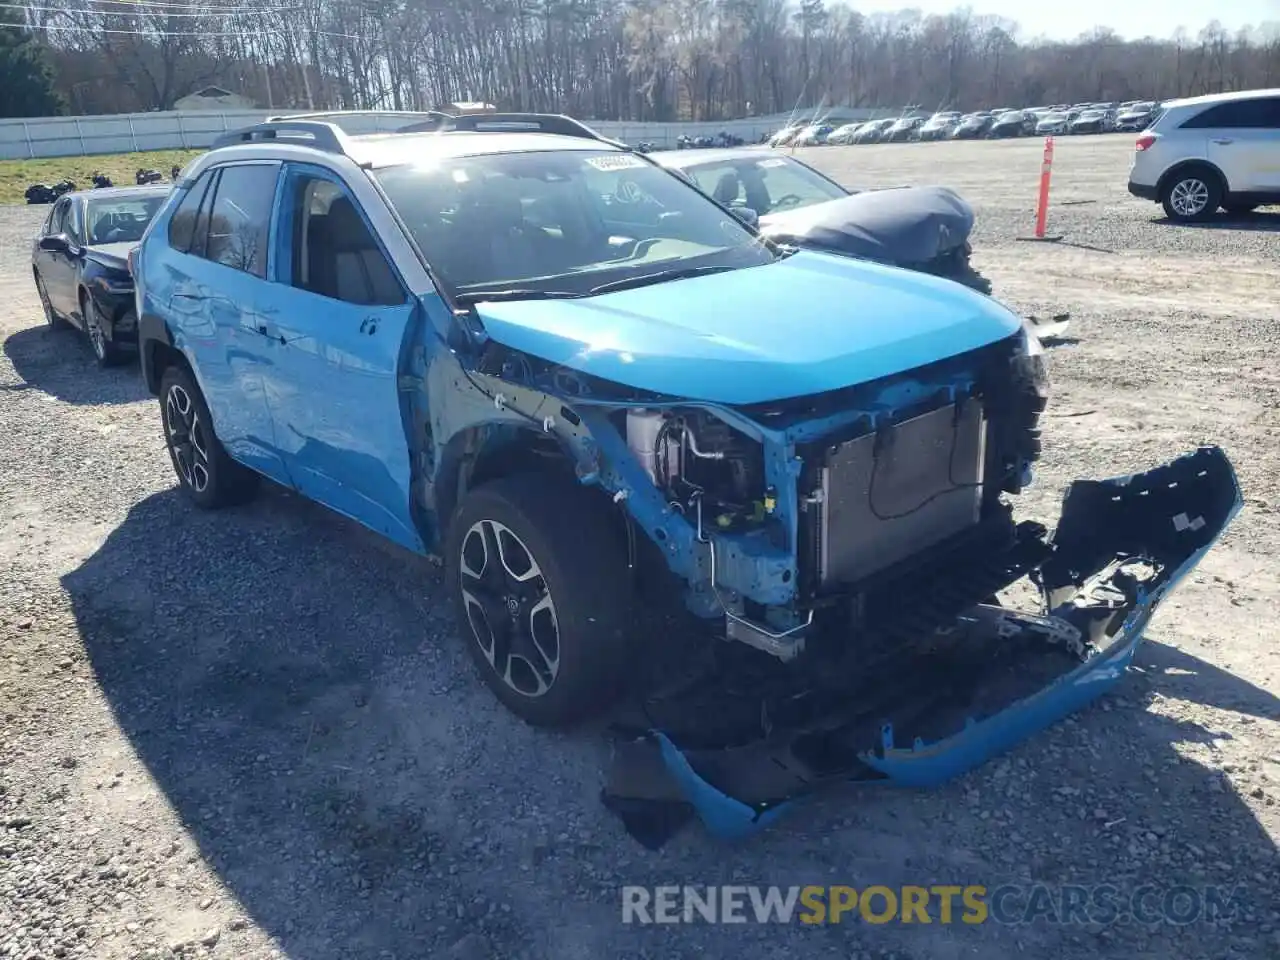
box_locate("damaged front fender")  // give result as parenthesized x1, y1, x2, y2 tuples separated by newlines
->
(602, 446, 1242, 846)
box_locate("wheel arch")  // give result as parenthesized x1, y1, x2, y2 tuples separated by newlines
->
(1157, 160, 1227, 199)
(139, 315, 184, 395)
(433, 422, 583, 538)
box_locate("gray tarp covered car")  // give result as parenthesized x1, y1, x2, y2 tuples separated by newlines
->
(651, 148, 990, 293)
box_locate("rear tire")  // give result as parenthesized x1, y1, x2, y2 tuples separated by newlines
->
(159, 364, 259, 509)
(35, 273, 69, 330)
(1160, 168, 1221, 222)
(445, 473, 632, 728)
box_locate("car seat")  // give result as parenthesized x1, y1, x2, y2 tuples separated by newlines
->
(306, 197, 402, 305)
(712, 171, 741, 206)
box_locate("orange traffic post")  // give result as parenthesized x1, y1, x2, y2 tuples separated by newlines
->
(1018, 135, 1064, 242)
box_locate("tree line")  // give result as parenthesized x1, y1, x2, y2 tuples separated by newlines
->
(4, 0, 1280, 121)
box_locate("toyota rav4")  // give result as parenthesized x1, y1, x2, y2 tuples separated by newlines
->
(133, 111, 1240, 841)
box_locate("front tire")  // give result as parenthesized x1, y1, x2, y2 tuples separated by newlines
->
(1161, 169, 1221, 222)
(80, 293, 125, 368)
(159, 365, 259, 508)
(445, 473, 632, 728)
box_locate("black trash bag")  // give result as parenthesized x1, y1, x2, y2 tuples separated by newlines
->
(136, 168, 163, 185)
(51, 180, 76, 197)
(25, 183, 55, 204)
(92, 173, 114, 189)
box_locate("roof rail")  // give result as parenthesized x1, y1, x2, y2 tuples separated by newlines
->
(211, 120, 348, 154)
(396, 111, 625, 147)
(267, 110, 454, 132)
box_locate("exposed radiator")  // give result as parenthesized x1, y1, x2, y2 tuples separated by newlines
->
(817, 399, 986, 587)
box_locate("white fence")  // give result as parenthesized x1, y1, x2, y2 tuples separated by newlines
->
(0, 108, 890, 160)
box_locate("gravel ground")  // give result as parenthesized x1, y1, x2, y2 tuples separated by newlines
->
(1, 134, 1278, 960)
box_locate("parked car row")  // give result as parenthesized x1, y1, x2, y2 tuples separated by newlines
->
(25, 109, 1239, 845)
(769, 100, 1162, 147)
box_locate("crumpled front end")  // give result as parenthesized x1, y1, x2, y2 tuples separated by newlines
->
(601, 446, 1241, 847)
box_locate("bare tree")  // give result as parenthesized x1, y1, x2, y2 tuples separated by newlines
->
(23, 0, 1280, 120)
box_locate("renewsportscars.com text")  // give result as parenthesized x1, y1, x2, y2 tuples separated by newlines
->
(621, 884, 1245, 926)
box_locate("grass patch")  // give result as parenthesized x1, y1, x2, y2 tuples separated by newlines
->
(0, 149, 205, 205)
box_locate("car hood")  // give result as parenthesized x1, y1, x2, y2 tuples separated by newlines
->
(757, 186, 974, 266)
(473, 250, 1021, 405)
(84, 241, 136, 271)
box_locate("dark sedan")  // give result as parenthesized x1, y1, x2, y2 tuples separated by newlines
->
(1115, 102, 1158, 131)
(987, 110, 1032, 138)
(31, 185, 169, 367)
(951, 113, 993, 139)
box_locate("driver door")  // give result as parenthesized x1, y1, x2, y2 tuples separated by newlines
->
(254, 164, 423, 553)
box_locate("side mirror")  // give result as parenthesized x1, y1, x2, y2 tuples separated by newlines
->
(729, 206, 759, 228)
(39, 234, 70, 254)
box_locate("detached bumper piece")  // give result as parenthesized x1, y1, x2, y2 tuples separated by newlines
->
(602, 447, 1241, 847)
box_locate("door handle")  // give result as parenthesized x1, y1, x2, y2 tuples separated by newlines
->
(1212, 138, 1234, 145)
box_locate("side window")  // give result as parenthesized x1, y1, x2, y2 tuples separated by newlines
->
(1182, 99, 1274, 129)
(48, 199, 71, 236)
(205, 163, 279, 278)
(66, 201, 84, 245)
(168, 169, 215, 253)
(1260, 97, 1280, 128)
(284, 173, 404, 306)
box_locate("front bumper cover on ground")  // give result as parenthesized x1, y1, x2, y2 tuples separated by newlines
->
(602, 446, 1241, 847)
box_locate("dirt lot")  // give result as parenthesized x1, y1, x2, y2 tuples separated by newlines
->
(1, 135, 1278, 960)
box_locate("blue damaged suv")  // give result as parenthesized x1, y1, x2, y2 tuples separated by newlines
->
(134, 111, 1240, 840)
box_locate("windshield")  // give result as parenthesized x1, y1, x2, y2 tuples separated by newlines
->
(997, 112, 1023, 121)
(680, 155, 846, 216)
(376, 149, 775, 299)
(85, 195, 166, 245)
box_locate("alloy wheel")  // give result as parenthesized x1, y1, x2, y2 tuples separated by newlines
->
(458, 519, 560, 698)
(1169, 178, 1209, 218)
(164, 384, 211, 493)
(85, 305, 107, 360)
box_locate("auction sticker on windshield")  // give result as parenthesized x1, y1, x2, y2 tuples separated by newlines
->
(585, 154, 647, 171)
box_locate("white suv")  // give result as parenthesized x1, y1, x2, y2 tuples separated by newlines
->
(1127, 88, 1280, 221)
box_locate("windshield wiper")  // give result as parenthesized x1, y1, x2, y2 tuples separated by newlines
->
(453, 288, 583, 305)
(587, 264, 739, 296)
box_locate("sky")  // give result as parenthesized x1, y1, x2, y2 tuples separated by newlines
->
(852, 0, 1280, 41)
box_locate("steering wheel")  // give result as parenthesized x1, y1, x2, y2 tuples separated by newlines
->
(771, 193, 804, 211)
(614, 179, 645, 205)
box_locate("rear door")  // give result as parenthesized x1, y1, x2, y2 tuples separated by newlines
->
(38, 198, 78, 317)
(1188, 98, 1279, 193)
(254, 163, 422, 552)
(161, 161, 290, 483)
